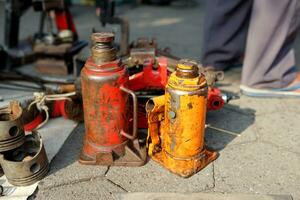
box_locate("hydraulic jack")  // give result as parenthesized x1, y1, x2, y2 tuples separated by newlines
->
(79, 32, 147, 166)
(146, 59, 218, 177)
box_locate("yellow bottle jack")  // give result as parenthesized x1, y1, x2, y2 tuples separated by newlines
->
(146, 59, 218, 178)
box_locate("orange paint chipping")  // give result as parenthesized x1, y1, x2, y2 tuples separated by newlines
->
(146, 60, 218, 178)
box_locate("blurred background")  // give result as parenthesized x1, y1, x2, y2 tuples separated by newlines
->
(1, 0, 300, 70)
(0, 0, 203, 63)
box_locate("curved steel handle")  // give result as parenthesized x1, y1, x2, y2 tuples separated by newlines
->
(120, 86, 137, 140)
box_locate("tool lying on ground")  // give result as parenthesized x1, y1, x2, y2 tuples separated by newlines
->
(0, 101, 49, 186)
(146, 59, 218, 177)
(79, 32, 147, 166)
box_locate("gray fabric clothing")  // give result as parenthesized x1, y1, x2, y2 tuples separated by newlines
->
(242, 0, 300, 89)
(201, 0, 253, 70)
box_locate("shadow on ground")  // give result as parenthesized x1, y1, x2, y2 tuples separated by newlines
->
(205, 102, 256, 151)
(47, 124, 148, 175)
(48, 99, 255, 175)
(47, 123, 85, 175)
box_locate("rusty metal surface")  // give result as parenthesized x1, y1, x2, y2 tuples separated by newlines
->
(203, 69, 225, 87)
(126, 38, 157, 66)
(0, 132, 49, 186)
(33, 43, 72, 55)
(175, 59, 199, 79)
(33, 39, 87, 76)
(79, 139, 147, 167)
(127, 57, 168, 129)
(34, 42, 72, 76)
(79, 32, 146, 166)
(147, 60, 218, 178)
(131, 38, 157, 49)
(120, 86, 138, 140)
(129, 48, 156, 66)
(91, 32, 117, 65)
(36, 59, 68, 75)
(0, 101, 25, 152)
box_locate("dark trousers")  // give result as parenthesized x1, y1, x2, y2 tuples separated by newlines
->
(201, 0, 253, 70)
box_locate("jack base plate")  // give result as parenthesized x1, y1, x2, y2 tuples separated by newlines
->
(150, 148, 218, 178)
(79, 139, 147, 167)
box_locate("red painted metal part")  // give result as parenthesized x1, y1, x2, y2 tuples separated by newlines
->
(207, 87, 225, 111)
(128, 57, 168, 129)
(79, 57, 132, 164)
(50, 100, 68, 118)
(55, 8, 78, 40)
(137, 103, 148, 129)
(24, 100, 69, 132)
(24, 114, 44, 132)
(79, 32, 146, 166)
(128, 57, 168, 91)
(128, 56, 224, 129)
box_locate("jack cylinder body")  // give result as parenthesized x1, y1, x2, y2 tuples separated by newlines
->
(147, 60, 218, 177)
(80, 33, 129, 164)
(79, 33, 146, 166)
(80, 61, 129, 161)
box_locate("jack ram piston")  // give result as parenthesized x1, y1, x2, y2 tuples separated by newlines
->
(146, 59, 218, 178)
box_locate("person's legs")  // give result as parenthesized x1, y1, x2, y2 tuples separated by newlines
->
(201, 0, 253, 70)
(241, 0, 300, 89)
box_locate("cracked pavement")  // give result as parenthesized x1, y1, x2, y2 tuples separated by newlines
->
(35, 83, 300, 199)
(35, 64, 300, 198)
(0, 1, 299, 199)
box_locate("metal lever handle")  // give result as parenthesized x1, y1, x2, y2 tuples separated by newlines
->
(120, 86, 137, 140)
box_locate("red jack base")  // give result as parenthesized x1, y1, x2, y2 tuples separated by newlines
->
(79, 139, 147, 167)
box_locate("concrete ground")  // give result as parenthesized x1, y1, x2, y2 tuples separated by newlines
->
(0, 1, 300, 199)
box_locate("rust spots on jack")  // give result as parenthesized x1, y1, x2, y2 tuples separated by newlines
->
(147, 59, 218, 178)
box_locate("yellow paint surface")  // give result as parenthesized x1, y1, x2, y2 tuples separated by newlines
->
(147, 63, 218, 177)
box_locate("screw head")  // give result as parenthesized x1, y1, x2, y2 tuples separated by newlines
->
(168, 111, 176, 119)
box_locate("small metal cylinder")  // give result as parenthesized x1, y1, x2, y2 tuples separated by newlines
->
(175, 59, 199, 79)
(0, 101, 25, 152)
(0, 133, 49, 186)
(91, 32, 117, 64)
